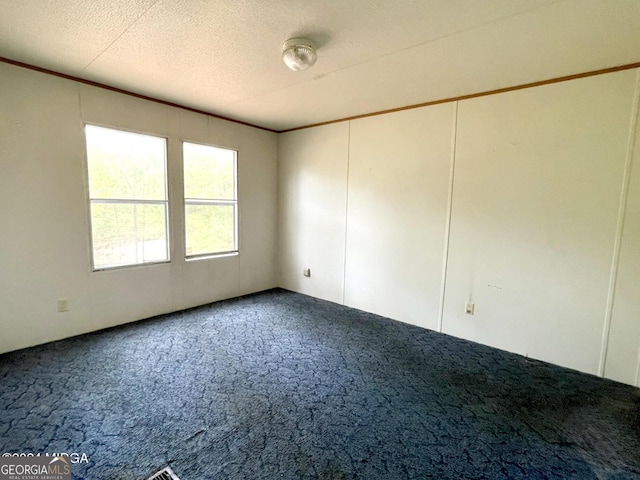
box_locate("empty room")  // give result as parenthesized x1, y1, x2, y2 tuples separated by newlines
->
(1, 1, 639, 479)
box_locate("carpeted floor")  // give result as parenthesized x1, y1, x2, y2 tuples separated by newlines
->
(1, 289, 639, 479)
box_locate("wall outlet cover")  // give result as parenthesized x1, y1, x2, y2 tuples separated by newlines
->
(465, 302, 474, 315)
(57, 299, 69, 312)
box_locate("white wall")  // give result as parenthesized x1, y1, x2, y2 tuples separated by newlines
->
(605, 74, 640, 386)
(443, 71, 637, 375)
(0, 62, 278, 354)
(278, 68, 640, 385)
(345, 105, 454, 329)
(278, 123, 349, 303)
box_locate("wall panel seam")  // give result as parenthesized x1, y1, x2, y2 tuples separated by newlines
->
(437, 102, 458, 333)
(598, 68, 640, 378)
(341, 122, 351, 305)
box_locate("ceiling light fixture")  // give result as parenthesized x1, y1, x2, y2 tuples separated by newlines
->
(282, 38, 317, 71)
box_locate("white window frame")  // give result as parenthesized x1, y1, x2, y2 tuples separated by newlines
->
(84, 124, 170, 271)
(183, 141, 239, 260)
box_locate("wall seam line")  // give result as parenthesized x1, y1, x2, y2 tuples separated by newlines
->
(341, 122, 352, 305)
(598, 68, 640, 378)
(633, 72, 640, 388)
(437, 102, 459, 333)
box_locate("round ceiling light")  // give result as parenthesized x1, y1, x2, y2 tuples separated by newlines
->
(282, 38, 317, 71)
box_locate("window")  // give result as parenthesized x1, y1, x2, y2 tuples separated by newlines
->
(85, 125, 169, 270)
(183, 142, 238, 258)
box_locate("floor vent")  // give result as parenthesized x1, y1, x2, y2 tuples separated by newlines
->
(146, 467, 180, 480)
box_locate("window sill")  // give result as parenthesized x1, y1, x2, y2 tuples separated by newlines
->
(185, 251, 239, 262)
(92, 260, 171, 273)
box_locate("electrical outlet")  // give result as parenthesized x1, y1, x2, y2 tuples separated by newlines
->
(303, 268, 311, 277)
(57, 299, 69, 313)
(465, 301, 474, 315)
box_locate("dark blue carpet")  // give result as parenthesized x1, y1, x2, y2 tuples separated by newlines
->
(1, 289, 639, 479)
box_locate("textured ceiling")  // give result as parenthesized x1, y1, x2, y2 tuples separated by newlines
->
(0, 0, 639, 131)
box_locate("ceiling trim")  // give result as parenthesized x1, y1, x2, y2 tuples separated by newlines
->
(2, 56, 638, 134)
(0, 56, 277, 133)
(280, 61, 640, 133)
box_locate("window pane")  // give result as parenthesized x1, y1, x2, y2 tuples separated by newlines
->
(183, 142, 235, 200)
(185, 204, 235, 256)
(91, 203, 168, 269)
(86, 125, 167, 200)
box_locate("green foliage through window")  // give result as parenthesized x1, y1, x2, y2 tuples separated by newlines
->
(85, 125, 169, 269)
(183, 142, 237, 258)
